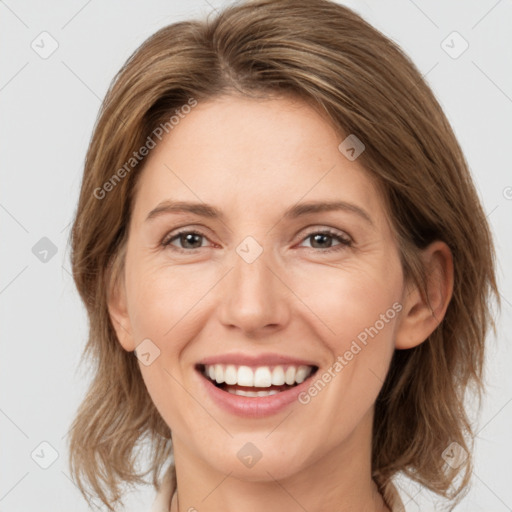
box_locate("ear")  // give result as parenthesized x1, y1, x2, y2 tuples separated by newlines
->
(395, 241, 454, 350)
(107, 269, 136, 352)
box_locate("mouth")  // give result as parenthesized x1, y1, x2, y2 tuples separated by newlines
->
(195, 363, 319, 397)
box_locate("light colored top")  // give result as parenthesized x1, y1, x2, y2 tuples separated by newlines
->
(150, 464, 406, 512)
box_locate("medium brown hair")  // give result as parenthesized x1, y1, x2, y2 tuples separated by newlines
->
(68, 0, 499, 509)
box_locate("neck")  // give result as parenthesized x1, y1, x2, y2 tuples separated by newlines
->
(170, 478, 389, 512)
(169, 409, 390, 512)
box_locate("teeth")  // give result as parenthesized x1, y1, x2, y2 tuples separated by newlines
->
(215, 365, 224, 384)
(254, 367, 272, 387)
(295, 366, 310, 384)
(224, 364, 237, 385)
(203, 364, 314, 387)
(285, 366, 296, 385)
(271, 366, 285, 386)
(237, 366, 254, 386)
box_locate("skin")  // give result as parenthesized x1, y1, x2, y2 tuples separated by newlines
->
(109, 94, 453, 512)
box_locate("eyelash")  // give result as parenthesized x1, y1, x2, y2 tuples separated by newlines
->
(161, 227, 353, 254)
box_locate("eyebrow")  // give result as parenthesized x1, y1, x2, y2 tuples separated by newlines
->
(145, 199, 374, 226)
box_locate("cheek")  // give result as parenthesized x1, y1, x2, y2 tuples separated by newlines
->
(126, 263, 199, 429)
(126, 260, 213, 343)
(304, 265, 401, 414)
(293, 258, 402, 411)
(294, 257, 402, 348)
(123, 259, 216, 424)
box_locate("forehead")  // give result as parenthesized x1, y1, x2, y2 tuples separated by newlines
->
(131, 95, 388, 229)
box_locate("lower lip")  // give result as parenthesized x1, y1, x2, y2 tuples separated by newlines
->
(197, 370, 316, 418)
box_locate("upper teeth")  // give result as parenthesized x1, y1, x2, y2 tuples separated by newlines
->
(203, 364, 314, 387)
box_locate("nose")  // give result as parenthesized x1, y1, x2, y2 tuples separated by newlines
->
(218, 247, 291, 336)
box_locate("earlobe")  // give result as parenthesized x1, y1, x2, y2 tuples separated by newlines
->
(395, 241, 454, 350)
(107, 273, 136, 352)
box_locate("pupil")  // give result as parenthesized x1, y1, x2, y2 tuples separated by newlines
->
(312, 233, 331, 248)
(182, 233, 201, 248)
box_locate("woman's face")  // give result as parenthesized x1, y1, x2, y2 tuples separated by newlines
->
(112, 94, 408, 481)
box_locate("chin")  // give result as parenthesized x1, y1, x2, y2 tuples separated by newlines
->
(199, 437, 311, 482)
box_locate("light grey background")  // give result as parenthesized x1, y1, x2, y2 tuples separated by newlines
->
(1, 0, 511, 510)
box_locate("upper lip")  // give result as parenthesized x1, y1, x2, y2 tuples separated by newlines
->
(197, 352, 319, 368)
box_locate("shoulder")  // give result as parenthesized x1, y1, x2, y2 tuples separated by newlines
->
(380, 479, 406, 512)
(150, 465, 176, 512)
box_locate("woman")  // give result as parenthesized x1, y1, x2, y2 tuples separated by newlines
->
(68, 1, 499, 511)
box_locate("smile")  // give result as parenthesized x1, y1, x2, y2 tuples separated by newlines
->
(201, 363, 316, 396)
(195, 360, 319, 417)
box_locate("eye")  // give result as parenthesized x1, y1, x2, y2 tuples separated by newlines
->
(161, 229, 210, 252)
(161, 227, 353, 254)
(298, 228, 352, 253)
